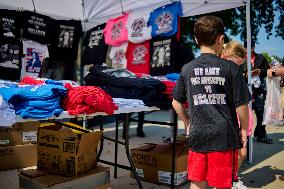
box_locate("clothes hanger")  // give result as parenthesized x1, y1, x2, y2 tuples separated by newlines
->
(32, 0, 37, 13)
(119, 0, 125, 14)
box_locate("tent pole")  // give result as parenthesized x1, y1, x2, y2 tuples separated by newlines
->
(246, 0, 253, 164)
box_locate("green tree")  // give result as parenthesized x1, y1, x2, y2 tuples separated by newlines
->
(180, 0, 284, 47)
(271, 55, 282, 63)
(262, 52, 272, 64)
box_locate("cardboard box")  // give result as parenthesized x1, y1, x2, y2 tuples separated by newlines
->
(37, 123, 102, 177)
(19, 165, 111, 189)
(0, 144, 37, 171)
(131, 143, 188, 186)
(0, 122, 40, 146)
(131, 144, 158, 184)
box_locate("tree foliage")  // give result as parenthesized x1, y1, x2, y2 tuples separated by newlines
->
(180, 0, 284, 48)
(262, 52, 272, 64)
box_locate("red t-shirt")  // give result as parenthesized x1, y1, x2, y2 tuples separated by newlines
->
(126, 41, 150, 74)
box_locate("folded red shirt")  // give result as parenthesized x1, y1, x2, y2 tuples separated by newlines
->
(63, 84, 118, 115)
(19, 76, 45, 85)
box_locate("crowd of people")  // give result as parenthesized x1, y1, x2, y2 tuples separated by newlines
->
(172, 15, 281, 189)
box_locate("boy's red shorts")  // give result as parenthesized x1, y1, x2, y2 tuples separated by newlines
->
(188, 149, 238, 188)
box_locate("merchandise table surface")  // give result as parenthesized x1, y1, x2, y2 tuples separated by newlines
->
(15, 106, 160, 122)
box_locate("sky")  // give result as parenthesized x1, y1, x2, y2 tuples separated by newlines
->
(234, 10, 284, 59)
(254, 27, 284, 59)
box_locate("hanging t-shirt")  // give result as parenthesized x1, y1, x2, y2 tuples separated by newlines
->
(22, 11, 54, 44)
(109, 42, 128, 69)
(150, 37, 177, 76)
(127, 13, 152, 44)
(126, 41, 150, 74)
(0, 39, 22, 80)
(148, 1, 183, 37)
(0, 9, 20, 39)
(53, 20, 82, 60)
(21, 40, 49, 79)
(104, 13, 129, 46)
(83, 24, 108, 65)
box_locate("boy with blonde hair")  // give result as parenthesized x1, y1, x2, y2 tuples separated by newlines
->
(222, 40, 253, 189)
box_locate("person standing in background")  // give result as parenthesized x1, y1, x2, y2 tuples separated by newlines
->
(244, 40, 272, 144)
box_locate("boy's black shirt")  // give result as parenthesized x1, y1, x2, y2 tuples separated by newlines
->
(173, 53, 250, 152)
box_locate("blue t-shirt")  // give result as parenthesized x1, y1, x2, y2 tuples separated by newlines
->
(0, 84, 66, 118)
(148, 1, 183, 37)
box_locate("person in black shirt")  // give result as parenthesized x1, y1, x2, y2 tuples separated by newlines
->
(172, 16, 249, 189)
(244, 41, 272, 144)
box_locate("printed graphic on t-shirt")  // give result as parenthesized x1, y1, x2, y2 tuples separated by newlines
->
(27, 16, 47, 37)
(191, 67, 226, 105)
(88, 29, 103, 48)
(58, 25, 75, 48)
(152, 39, 171, 68)
(24, 48, 45, 73)
(0, 43, 20, 68)
(131, 18, 146, 37)
(111, 21, 123, 40)
(113, 49, 126, 68)
(1, 17, 16, 38)
(133, 45, 147, 65)
(155, 11, 173, 35)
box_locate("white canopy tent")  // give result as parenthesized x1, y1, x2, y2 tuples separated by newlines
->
(0, 0, 253, 163)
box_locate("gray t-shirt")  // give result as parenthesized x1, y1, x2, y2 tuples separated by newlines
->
(173, 53, 250, 152)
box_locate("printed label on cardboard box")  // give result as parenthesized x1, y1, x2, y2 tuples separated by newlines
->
(135, 168, 145, 178)
(63, 142, 76, 153)
(0, 147, 13, 156)
(0, 140, 10, 145)
(23, 131, 37, 142)
(158, 171, 187, 185)
(39, 134, 60, 143)
(132, 152, 158, 168)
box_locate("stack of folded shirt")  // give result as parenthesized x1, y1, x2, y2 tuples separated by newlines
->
(62, 84, 118, 115)
(0, 83, 66, 119)
(113, 98, 145, 108)
(166, 73, 180, 81)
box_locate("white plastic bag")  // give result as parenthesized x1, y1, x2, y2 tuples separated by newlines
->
(263, 77, 284, 125)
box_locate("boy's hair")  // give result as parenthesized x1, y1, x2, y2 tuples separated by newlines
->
(194, 16, 224, 46)
(222, 41, 245, 58)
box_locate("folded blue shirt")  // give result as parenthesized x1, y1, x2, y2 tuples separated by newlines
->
(0, 84, 66, 119)
(166, 73, 180, 81)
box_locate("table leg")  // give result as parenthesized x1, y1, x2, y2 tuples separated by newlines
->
(114, 115, 119, 178)
(171, 110, 178, 188)
(97, 116, 104, 160)
(124, 113, 143, 189)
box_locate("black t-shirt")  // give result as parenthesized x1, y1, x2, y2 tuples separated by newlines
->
(150, 37, 177, 76)
(0, 39, 22, 81)
(173, 53, 250, 152)
(0, 9, 21, 40)
(53, 20, 82, 60)
(83, 24, 108, 66)
(22, 11, 54, 44)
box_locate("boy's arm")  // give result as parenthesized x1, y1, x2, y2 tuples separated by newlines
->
(236, 104, 249, 147)
(172, 99, 189, 133)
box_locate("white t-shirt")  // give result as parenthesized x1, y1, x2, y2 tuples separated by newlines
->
(109, 42, 128, 69)
(127, 13, 152, 44)
(21, 40, 49, 79)
(0, 95, 16, 127)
